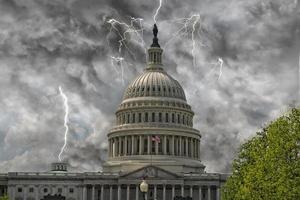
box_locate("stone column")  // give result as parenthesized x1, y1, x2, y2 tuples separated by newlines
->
(163, 185, 166, 200)
(135, 185, 139, 200)
(117, 185, 121, 200)
(185, 137, 188, 156)
(190, 186, 193, 198)
(171, 136, 175, 155)
(163, 136, 167, 155)
(118, 138, 122, 156)
(154, 185, 157, 200)
(9, 186, 15, 200)
(147, 135, 151, 155)
(126, 185, 130, 200)
(83, 186, 87, 200)
(139, 135, 143, 155)
(199, 186, 202, 200)
(216, 187, 220, 200)
(207, 186, 211, 200)
(92, 185, 95, 200)
(171, 185, 175, 200)
(35, 185, 39, 200)
(109, 186, 113, 200)
(191, 139, 194, 158)
(63, 186, 67, 199)
(124, 136, 127, 156)
(179, 137, 182, 156)
(181, 185, 184, 197)
(100, 185, 104, 200)
(24, 186, 27, 200)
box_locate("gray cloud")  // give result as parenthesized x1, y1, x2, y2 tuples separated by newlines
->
(0, 0, 299, 173)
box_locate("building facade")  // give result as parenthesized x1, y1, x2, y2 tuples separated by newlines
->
(0, 25, 227, 200)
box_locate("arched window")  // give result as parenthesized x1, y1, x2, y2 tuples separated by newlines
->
(165, 113, 169, 123)
(177, 114, 180, 124)
(159, 113, 162, 122)
(183, 115, 185, 125)
(145, 113, 148, 122)
(132, 113, 136, 123)
(127, 114, 130, 123)
(172, 113, 175, 123)
(152, 112, 155, 122)
(138, 113, 142, 123)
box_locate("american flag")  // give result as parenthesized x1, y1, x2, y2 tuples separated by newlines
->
(151, 135, 161, 143)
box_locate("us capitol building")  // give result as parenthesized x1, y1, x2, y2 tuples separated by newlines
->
(0, 25, 227, 200)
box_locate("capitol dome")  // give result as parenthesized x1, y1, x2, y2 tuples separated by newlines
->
(123, 69, 186, 101)
(103, 24, 204, 174)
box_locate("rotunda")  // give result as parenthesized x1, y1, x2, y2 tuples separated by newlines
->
(103, 24, 205, 174)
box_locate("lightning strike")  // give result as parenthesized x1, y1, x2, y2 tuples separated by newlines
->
(107, 17, 146, 59)
(164, 14, 201, 68)
(110, 56, 125, 85)
(218, 57, 224, 80)
(58, 86, 70, 162)
(153, 0, 163, 23)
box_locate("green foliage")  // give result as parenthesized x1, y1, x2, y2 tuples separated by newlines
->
(0, 195, 9, 200)
(222, 108, 300, 200)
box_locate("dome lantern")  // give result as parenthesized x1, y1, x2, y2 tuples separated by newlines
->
(147, 24, 163, 69)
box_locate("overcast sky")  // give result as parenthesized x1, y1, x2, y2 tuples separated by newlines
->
(0, 0, 299, 173)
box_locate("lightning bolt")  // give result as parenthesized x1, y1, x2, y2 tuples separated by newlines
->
(110, 56, 125, 85)
(218, 57, 224, 80)
(58, 86, 69, 162)
(106, 17, 146, 84)
(107, 17, 146, 59)
(164, 14, 201, 68)
(153, 0, 163, 23)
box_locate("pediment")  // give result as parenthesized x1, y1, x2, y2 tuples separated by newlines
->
(121, 165, 179, 179)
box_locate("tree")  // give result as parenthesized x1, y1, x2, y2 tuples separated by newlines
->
(222, 108, 300, 200)
(0, 195, 9, 200)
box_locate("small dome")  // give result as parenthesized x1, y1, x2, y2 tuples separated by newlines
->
(123, 68, 186, 101)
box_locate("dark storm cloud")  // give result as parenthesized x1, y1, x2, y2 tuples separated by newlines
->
(0, 0, 299, 173)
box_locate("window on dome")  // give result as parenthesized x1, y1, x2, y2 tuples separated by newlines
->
(145, 113, 148, 122)
(183, 115, 185, 125)
(172, 113, 175, 123)
(166, 113, 169, 123)
(159, 113, 162, 122)
(152, 112, 155, 122)
(153, 87, 155, 91)
(177, 114, 180, 124)
(132, 113, 135, 123)
(158, 86, 161, 92)
(142, 87, 144, 91)
(138, 113, 142, 123)
(127, 114, 130, 123)
(147, 86, 150, 91)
